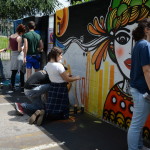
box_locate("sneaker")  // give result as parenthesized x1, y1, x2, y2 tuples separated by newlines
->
(14, 103, 24, 115)
(29, 110, 41, 125)
(7, 86, 15, 93)
(36, 110, 45, 126)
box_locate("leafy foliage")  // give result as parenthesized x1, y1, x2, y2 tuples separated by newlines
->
(72, 0, 91, 5)
(0, 0, 64, 20)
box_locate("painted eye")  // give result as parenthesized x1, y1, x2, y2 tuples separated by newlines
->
(115, 32, 130, 45)
(112, 97, 117, 104)
(120, 101, 126, 109)
(128, 104, 133, 114)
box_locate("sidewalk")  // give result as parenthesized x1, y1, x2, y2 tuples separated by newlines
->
(0, 85, 129, 150)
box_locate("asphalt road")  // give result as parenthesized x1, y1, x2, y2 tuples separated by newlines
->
(0, 85, 130, 150)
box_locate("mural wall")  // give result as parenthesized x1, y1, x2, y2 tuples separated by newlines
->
(55, 0, 150, 139)
(48, 15, 54, 54)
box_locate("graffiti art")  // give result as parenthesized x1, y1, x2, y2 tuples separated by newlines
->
(55, 0, 150, 139)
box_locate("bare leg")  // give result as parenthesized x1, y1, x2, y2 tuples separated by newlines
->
(35, 69, 40, 72)
(26, 68, 32, 80)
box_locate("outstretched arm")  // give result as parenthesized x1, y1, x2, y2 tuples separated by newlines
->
(60, 71, 81, 82)
(2, 37, 11, 52)
(0, 48, 7, 53)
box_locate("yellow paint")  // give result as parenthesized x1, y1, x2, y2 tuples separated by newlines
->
(88, 62, 100, 114)
(15, 131, 44, 139)
(85, 52, 91, 109)
(86, 55, 116, 117)
(109, 65, 114, 89)
(98, 70, 103, 117)
(63, 51, 115, 118)
(102, 61, 109, 107)
(88, 63, 94, 113)
(55, 8, 69, 37)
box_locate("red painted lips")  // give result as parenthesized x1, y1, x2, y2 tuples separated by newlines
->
(124, 58, 131, 70)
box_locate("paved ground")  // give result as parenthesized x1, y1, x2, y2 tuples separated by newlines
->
(0, 84, 146, 150)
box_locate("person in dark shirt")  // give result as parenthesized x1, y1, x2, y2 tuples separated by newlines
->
(14, 70, 50, 115)
(23, 21, 44, 80)
(128, 18, 150, 150)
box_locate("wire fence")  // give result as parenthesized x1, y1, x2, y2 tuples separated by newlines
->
(0, 20, 14, 36)
(0, 19, 14, 61)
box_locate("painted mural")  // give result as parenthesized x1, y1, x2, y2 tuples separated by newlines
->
(55, 0, 150, 139)
(48, 28, 54, 54)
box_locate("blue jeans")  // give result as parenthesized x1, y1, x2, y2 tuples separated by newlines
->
(127, 87, 150, 150)
(22, 84, 50, 112)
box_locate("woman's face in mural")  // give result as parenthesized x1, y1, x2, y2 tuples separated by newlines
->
(114, 24, 137, 79)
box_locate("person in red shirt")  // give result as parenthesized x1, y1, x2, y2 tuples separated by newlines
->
(6, 24, 26, 92)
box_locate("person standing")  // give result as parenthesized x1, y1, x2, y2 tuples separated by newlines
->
(127, 18, 150, 150)
(23, 21, 44, 79)
(29, 47, 81, 126)
(0, 48, 6, 82)
(7, 24, 26, 92)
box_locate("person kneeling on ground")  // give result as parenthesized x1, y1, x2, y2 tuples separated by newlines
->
(28, 47, 81, 126)
(14, 69, 51, 115)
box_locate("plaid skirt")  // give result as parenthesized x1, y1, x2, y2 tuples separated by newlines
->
(45, 82, 69, 118)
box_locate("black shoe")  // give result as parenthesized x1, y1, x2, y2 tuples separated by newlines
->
(7, 86, 15, 93)
(21, 87, 24, 93)
(11, 87, 15, 92)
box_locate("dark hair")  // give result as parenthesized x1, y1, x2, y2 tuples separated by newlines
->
(16, 24, 26, 34)
(27, 21, 36, 29)
(132, 18, 150, 41)
(47, 47, 63, 62)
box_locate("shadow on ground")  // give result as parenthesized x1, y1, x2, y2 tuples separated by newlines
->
(0, 85, 129, 150)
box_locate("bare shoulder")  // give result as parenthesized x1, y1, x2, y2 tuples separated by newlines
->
(10, 34, 15, 38)
(16, 36, 22, 42)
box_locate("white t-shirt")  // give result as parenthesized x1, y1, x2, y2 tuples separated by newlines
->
(45, 62, 66, 83)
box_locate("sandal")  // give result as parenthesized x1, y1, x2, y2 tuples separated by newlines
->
(29, 110, 41, 124)
(36, 110, 45, 126)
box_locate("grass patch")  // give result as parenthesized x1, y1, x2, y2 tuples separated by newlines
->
(0, 36, 10, 60)
(0, 36, 8, 49)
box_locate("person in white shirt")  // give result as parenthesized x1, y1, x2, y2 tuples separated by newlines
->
(29, 47, 80, 126)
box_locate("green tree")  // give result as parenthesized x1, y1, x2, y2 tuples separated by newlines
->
(0, 0, 63, 20)
(72, 0, 92, 5)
